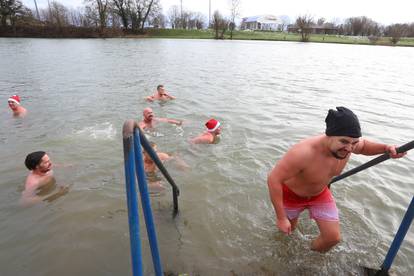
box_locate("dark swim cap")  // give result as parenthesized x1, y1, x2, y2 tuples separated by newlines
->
(325, 107, 361, 138)
(25, 151, 46, 170)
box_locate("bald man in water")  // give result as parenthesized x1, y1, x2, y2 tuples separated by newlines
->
(267, 107, 407, 253)
(138, 107, 182, 130)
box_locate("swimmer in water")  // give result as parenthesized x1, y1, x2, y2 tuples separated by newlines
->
(191, 118, 222, 144)
(8, 95, 27, 117)
(143, 142, 189, 192)
(138, 107, 182, 130)
(146, 84, 176, 102)
(20, 151, 69, 206)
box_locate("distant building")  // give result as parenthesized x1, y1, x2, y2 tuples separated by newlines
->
(287, 23, 339, 35)
(240, 15, 282, 31)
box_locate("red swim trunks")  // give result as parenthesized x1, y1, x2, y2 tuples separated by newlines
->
(282, 184, 339, 221)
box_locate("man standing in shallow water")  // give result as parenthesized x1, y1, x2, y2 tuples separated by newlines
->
(21, 151, 68, 206)
(8, 95, 27, 117)
(138, 107, 182, 130)
(267, 107, 407, 253)
(146, 84, 176, 101)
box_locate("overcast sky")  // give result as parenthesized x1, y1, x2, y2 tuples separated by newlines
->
(23, 0, 414, 25)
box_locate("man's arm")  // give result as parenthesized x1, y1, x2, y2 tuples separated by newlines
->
(267, 145, 309, 234)
(158, 117, 182, 126)
(146, 96, 155, 102)
(191, 135, 212, 144)
(353, 139, 406, 158)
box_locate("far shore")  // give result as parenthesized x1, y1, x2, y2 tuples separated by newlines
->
(1, 26, 413, 47)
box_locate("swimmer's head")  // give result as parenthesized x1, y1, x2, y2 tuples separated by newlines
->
(25, 151, 52, 173)
(8, 95, 20, 110)
(157, 85, 165, 95)
(325, 107, 361, 138)
(143, 107, 154, 120)
(205, 118, 221, 134)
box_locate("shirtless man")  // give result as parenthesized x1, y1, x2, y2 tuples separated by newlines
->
(8, 95, 27, 117)
(146, 85, 176, 102)
(138, 107, 182, 130)
(20, 151, 68, 206)
(143, 142, 188, 192)
(267, 107, 407, 253)
(143, 142, 171, 174)
(191, 118, 222, 144)
(144, 142, 189, 174)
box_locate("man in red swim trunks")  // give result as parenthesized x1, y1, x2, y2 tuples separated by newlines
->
(267, 107, 407, 252)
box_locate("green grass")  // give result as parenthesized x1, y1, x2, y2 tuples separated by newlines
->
(145, 28, 414, 47)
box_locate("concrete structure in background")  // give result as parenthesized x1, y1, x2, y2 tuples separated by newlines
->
(240, 15, 282, 31)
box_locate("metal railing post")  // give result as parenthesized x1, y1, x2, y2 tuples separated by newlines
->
(122, 120, 144, 276)
(133, 130, 163, 276)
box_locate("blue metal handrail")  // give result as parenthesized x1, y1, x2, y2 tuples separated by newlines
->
(122, 120, 144, 276)
(123, 119, 180, 276)
(379, 196, 414, 274)
(133, 129, 162, 276)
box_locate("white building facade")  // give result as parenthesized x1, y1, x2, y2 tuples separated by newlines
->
(240, 15, 282, 31)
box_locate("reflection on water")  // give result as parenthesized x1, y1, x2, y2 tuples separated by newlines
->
(0, 38, 413, 276)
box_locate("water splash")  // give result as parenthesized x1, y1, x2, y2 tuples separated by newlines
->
(74, 122, 117, 140)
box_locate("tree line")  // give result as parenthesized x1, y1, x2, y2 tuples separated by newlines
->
(295, 15, 414, 44)
(1, 0, 413, 42)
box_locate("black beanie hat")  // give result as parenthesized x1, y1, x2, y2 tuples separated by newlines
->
(25, 151, 46, 170)
(325, 107, 361, 138)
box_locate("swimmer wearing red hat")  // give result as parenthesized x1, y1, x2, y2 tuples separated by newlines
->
(8, 95, 27, 117)
(191, 118, 222, 144)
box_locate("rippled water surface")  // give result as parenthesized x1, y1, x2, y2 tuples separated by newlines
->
(0, 38, 413, 276)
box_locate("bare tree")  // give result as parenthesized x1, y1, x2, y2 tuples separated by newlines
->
(167, 5, 180, 28)
(296, 15, 314, 42)
(343, 16, 380, 36)
(190, 12, 205, 30)
(317, 17, 325, 26)
(129, 0, 160, 33)
(0, 0, 25, 26)
(212, 10, 228, 39)
(149, 12, 165, 28)
(279, 15, 290, 31)
(96, 0, 108, 29)
(84, 0, 108, 31)
(83, 4, 99, 27)
(112, 0, 130, 30)
(40, 1, 70, 28)
(386, 24, 407, 44)
(407, 23, 414, 37)
(228, 0, 240, 39)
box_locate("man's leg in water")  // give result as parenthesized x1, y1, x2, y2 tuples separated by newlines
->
(289, 217, 299, 232)
(311, 219, 341, 253)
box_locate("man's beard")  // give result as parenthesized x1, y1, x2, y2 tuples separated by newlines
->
(331, 150, 349, 160)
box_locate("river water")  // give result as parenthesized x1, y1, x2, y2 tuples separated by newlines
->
(0, 38, 413, 276)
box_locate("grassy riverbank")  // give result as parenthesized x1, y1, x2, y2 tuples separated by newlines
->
(2, 26, 414, 46)
(147, 28, 414, 47)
